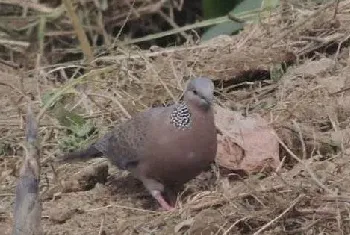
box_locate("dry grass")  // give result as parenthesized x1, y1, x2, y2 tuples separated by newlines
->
(2, 0, 350, 234)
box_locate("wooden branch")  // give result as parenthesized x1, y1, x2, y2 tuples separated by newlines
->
(12, 104, 42, 235)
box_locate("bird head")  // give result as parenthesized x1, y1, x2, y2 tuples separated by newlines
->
(184, 77, 215, 110)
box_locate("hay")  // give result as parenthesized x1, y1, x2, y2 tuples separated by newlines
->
(2, 0, 350, 234)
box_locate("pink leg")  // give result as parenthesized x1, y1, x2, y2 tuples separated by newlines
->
(151, 190, 174, 211)
(164, 188, 178, 207)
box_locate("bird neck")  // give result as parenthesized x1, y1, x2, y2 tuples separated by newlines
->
(184, 98, 212, 113)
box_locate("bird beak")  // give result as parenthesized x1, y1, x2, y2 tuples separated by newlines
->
(202, 88, 214, 104)
(199, 93, 213, 108)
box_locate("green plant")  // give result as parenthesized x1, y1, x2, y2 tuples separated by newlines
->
(201, 0, 280, 41)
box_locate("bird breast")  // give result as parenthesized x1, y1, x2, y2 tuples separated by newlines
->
(141, 105, 217, 185)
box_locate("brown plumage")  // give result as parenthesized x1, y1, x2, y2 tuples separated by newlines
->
(59, 77, 217, 210)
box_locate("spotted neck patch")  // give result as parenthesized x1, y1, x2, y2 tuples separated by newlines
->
(170, 103, 192, 129)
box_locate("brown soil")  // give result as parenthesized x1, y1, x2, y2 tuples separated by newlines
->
(2, 1, 350, 234)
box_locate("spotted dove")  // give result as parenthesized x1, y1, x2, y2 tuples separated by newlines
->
(59, 77, 217, 210)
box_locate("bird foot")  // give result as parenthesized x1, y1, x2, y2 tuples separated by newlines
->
(151, 190, 175, 211)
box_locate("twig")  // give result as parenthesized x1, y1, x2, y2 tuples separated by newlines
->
(0, 81, 29, 99)
(159, 10, 188, 40)
(223, 217, 250, 235)
(88, 92, 131, 119)
(120, 8, 267, 46)
(0, 193, 14, 197)
(292, 120, 306, 160)
(189, 185, 289, 210)
(0, 39, 30, 47)
(274, 133, 335, 195)
(333, 0, 340, 19)
(114, 0, 136, 44)
(228, 12, 246, 23)
(270, 1, 336, 45)
(12, 103, 42, 235)
(137, 51, 176, 102)
(286, 219, 321, 234)
(36, 66, 115, 121)
(85, 204, 161, 214)
(0, 0, 55, 13)
(98, 215, 105, 235)
(95, 42, 218, 62)
(105, 0, 168, 24)
(334, 33, 350, 63)
(253, 194, 304, 235)
(62, 0, 93, 63)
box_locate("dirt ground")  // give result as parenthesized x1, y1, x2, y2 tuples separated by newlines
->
(2, 1, 350, 234)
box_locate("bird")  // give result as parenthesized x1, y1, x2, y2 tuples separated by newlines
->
(59, 77, 217, 211)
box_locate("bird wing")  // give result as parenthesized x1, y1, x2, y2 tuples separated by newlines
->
(93, 106, 169, 170)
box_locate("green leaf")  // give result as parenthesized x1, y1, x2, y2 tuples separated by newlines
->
(202, 0, 242, 19)
(261, 0, 279, 10)
(0, 142, 11, 156)
(69, 121, 95, 137)
(51, 105, 92, 135)
(201, 0, 273, 41)
(53, 104, 97, 152)
(54, 105, 85, 126)
(41, 91, 59, 110)
(270, 63, 285, 82)
(58, 123, 98, 152)
(38, 16, 46, 55)
(42, 90, 95, 137)
(230, 0, 264, 15)
(201, 21, 244, 41)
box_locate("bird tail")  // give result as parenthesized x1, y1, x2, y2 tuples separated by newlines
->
(58, 144, 103, 162)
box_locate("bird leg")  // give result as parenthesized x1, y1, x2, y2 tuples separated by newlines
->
(141, 178, 174, 211)
(151, 190, 174, 211)
(163, 187, 178, 207)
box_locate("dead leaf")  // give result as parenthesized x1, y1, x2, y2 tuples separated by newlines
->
(214, 105, 280, 173)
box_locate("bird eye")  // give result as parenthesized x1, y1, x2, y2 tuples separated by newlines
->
(193, 90, 197, 95)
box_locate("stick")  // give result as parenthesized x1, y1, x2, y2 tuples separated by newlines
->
(253, 194, 304, 235)
(12, 103, 42, 235)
